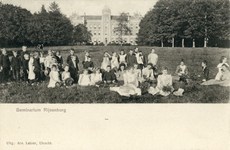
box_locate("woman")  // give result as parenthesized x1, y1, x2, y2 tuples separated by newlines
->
(110, 67, 141, 97)
(175, 59, 188, 83)
(215, 56, 229, 80)
(116, 64, 126, 81)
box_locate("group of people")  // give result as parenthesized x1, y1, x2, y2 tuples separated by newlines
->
(0, 46, 229, 97)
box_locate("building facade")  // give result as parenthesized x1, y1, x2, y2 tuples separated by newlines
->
(69, 6, 142, 45)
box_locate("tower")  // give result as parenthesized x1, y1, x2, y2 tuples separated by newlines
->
(102, 5, 111, 45)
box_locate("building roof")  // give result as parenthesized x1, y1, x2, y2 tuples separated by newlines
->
(82, 15, 102, 20)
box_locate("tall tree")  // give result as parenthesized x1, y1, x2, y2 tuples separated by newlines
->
(114, 12, 132, 46)
(49, 1, 60, 12)
(73, 24, 92, 44)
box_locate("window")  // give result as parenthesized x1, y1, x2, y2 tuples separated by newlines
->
(98, 25, 101, 29)
(94, 25, 97, 29)
(94, 39, 97, 42)
(94, 31, 97, 35)
(98, 39, 101, 43)
(136, 24, 138, 29)
(105, 30, 107, 35)
(98, 31, 100, 35)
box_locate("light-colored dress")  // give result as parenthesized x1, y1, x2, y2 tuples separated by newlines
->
(148, 53, 158, 66)
(91, 73, 102, 85)
(110, 72, 141, 97)
(39, 57, 45, 64)
(78, 74, 92, 86)
(119, 54, 127, 65)
(48, 71, 61, 88)
(148, 74, 173, 96)
(116, 70, 126, 81)
(62, 71, 71, 81)
(111, 56, 119, 69)
(202, 70, 230, 86)
(101, 56, 111, 70)
(142, 67, 154, 79)
(28, 58, 35, 80)
(45, 55, 53, 69)
(215, 63, 229, 80)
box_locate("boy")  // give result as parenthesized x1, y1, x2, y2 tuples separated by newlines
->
(33, 52, 41, 82)
(21, 54, 30, 83)
(82, 56, 94, 73)
(0, 48, 11, 84)
(69, 56, 79, 83)
(127, 49, 137, 67)
(11, 51, 21, 82)
(102, 65, 117, 84)
(200, 60, 209, 82)
(20, 45, 28, 62)
(67, 48, 79, 68)
(136, 50, 145, 70)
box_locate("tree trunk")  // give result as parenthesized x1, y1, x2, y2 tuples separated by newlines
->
(172, 37, 174, 48)
(193, 39, 195, 48)
(204, 38, 207, 48)
(161, 39, 163, 47)
(182, 38, 184, 48)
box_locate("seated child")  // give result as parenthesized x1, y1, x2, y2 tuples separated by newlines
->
(142, 63, 155, 80)
(78, 69, 92, 86)
(110, 67, 141, 97)
(91, 68, 102, 85)
(215, 56, 229, 80)
(102, 65, 117, 84)
(116, 64, 126, 81)
(62, 66, 74, 86)
(199, 60, 209, 82)
(101, 52, 111, 71)
(111, 52, 119, 70)
(175, 59, 188, 83)
(148, 66, 174, 96)
(82, 56, 94, 73)
(48, 65, 61, 88)
(133, 63, 142, 82)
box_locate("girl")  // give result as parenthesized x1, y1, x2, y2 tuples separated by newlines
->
(91, 68, 102, 85)
(215, 56, 229, 80)
(133, 63, 143, 82)
(84, 51, 90, 61)
(136, 51, 145, 70)
(110, 67, 141, 97)
(62, 65, 74, 86)
(48, 65, 61, 88)
(101, 52, 111, 71)
(116, 64, 126, 81)
(148, 67, 174, 96)
(111, 52, 119, 70)
(78, 69, 92, 86)
(175, 59, 188, 83)
(28, 52, 35, 84)
(118, 50, 127, 66)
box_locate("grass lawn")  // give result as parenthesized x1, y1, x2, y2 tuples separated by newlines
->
(0, 46, 229, 103)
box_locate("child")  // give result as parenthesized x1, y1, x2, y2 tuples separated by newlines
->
(28, 52, 35, 84)
(201, 60, 209, 82)
(91, 68, 102, 85)
(118, 49, 127, 66)
(56, 51, 63, 67)
(33, 52, 41, 82)
(20, 45, 28, 62)
(67, 48, 79, 69)
(116, 64, 126, 81)
(101, 52, 111, 71)
(148, 66, 174, 96)
(21, 54, 30, 83)
(11, 51, 21, 82)
(142, 63, 154, 80)
(78, 69, 92, 86)
(215, 56, 229, 80)
(62, 65, 74, 86)
(111, 52, 119, 70)
(133, 63, 142, 82)
(39, 51, 46, 81)
(127, 49, 137, 67)
(136, 50, 145, 70)
(102, 65, 117, 84)
(82, 56, 94, 73)
(84, 51, 90, 61)
(0, 48, 11, 84)
(48, 65, 61, 88)
(44, 50, 53, 71)
(175, 59, 188, 83)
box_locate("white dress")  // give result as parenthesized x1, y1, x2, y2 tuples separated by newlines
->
(215, 63, 229, 80)
(78, 74, 92, 86)
(101, 57, 111, 70)
(119, 54, 127, 64)
(62, 72, 71, 81)
(111, 56, 119, 69)
(110, 72, 141, 97)
(28, 58, 35, 80)
(48, 71, 60, 88)
(91, 73, 102, 85)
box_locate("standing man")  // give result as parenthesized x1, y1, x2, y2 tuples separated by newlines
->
(148, 48, 158, 66)
(67, 48, 79, 83)
(127, 49, 137, 67)
(20, 46, 28, 62)
(0, 48, 11, 84)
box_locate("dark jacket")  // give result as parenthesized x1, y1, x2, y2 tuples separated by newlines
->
(82, 61, 94, 69)
(57, 56, 63, 65)
(67, 55, 79, 70)
(33, 58, 41, 72)
(202, 67, 209, 80)
(127, 54, 137, 67)
(69, 59, 79, 73)
(22, 59, 29, 71)
(11, 56, 21, 70)
(0, 54, 10, 69)
(20, 51, 29, 61)
(102, 70, 116, 82)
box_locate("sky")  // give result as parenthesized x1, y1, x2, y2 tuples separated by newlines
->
(2, 0, 158, 17)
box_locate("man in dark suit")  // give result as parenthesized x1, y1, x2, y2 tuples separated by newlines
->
(20, 45, 28, 63)
(0, 48, 11, 83)
(127, 49, 137, 67)
(33, 52, 41, 82)
(11, 51, 21, 82)
(67, 48, 79, 68)
(68, 55, 79, 83)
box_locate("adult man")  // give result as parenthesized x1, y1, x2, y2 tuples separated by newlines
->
(127, 49, 137, 67)
(68, 55, 79, 83)
(148, 48, 158, 66)
(67, 48, 79, 71)
(20, 45, 28, 62)
(0, 48, 11, 84)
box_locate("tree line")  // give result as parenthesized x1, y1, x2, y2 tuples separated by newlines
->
(137, 0, 230, 47)
(0, 2, 92, 47)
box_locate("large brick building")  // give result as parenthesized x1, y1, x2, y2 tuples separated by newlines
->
(69, 5, 142, 45)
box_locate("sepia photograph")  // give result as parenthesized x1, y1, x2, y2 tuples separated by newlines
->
(0, 0, 229, 149)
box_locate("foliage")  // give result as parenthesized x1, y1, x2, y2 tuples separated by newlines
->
(72, 24, 92, 44)
(137, 0, 230, 47)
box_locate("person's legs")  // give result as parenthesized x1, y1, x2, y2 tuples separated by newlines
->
(2, 68, 9, 83)
(15, 69, 20, 82)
